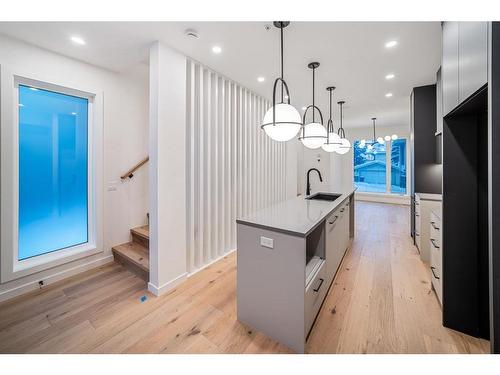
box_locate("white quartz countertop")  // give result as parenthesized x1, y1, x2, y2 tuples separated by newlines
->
(236, 189, 355, 237)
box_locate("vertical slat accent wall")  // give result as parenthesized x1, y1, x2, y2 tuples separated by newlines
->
(186, 60, 287, 273)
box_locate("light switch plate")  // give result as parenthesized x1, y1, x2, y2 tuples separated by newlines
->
(107, 181, 118, 192)
(260, 236, 274, 249)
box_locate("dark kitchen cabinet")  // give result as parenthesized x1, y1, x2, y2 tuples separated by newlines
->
(442, 22, 488, 116)
(459, 22, 488, 103)
(442, 22, 459, 116)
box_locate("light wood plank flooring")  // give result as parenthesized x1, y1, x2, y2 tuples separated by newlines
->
(0, 202, 489, 353)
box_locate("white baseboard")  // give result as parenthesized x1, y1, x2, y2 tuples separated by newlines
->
(147, 248, 236, 297)
(148, 272, 188, 296)
(188, 248, 237, 277)
(0, 255, 114, 303)
(355, 192, 410, 205)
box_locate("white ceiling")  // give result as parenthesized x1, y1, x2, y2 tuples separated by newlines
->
(0, 21, 442, 128)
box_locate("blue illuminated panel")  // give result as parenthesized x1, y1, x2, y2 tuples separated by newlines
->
(18, 85, 88, 260)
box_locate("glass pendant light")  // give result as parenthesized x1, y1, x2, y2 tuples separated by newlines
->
(299, 62, 327, 149)
(322, 86, 342, 153)
(335, 100, 351, 155)
(261, 21, 302, 142)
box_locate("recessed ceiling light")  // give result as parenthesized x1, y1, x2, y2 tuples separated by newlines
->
(385, 73, 395, 80)
(212, 45, 222, 54)
(385, 92, 393, 98)
(70, 36, 86, 45)
(385, 40, 398, 48)
(257, 76, 265, 82)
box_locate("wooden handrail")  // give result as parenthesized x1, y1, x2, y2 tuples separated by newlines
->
(121, 156, 149, 180)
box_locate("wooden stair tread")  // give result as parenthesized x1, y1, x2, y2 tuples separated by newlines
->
(131, 225, 149, 240)
(112, 242, 149, 272)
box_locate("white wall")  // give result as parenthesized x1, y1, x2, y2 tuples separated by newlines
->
(148, 42, 187, 295)
(185, 59, 289, 275)
(0, 35, 149, 301)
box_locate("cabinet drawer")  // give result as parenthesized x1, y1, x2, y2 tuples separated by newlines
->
(431, 265, 443, 306)
(305, 259, 327, 336)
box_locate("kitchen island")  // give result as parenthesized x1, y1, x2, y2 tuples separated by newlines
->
(236, 189, 355, 353)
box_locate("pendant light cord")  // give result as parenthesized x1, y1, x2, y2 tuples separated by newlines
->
(280, 26, 284, 103)
(312, 67, 315, 123)
(372, 118, 376, 142)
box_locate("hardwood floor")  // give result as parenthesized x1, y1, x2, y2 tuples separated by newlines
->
(0, 202, 489, 354)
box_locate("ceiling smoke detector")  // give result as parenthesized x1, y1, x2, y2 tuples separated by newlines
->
(184, 29, 199, 39)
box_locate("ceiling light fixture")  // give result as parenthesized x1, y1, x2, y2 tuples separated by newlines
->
(257, 76, 265, 82)
(385, 73, 395, 80)
(335, 100, 351, 155)
(322, 86, 342, 153)
(358, 118, 397, 150)
(385, 40, 398, 48)
(212, 45, 222, 54)
(299, 62, 327, 149)
(385, 92, 393, 97)
(70, 36, 86, 45)
(261, 21, 302, 142)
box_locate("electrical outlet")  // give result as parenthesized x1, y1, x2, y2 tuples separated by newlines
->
(260, 236, 274, 249)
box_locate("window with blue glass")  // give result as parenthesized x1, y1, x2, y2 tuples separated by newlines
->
(353, 140, 387, 193)
(18, 85, 89, 260)
(390, 139, 407, 194)
(353, 138, 407, 195)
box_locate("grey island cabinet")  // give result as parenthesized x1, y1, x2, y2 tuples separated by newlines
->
(236, 189, 355, 353)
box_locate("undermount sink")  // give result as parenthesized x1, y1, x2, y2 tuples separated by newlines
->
(306, 192, 342, 202)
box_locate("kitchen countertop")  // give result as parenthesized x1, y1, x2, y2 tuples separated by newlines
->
(236, 189, 355, 237)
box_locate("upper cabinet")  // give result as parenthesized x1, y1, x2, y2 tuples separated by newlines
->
(436, 67, 443, 135)
(458, 22, 488, 103)
(442, 22, 459, 116)
(442, 22, 488, 116)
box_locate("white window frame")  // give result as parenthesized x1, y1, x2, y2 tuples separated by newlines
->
(0, 65, 103, 283)
(353, 137, 410, 197)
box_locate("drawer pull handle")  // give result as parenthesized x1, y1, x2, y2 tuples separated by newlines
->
(415, 214, 420, 217)
(415, 232, 420, 236)
(329, 216, 339, 225)
(431, 222, 440, 230)
(430, 266, 440, 280)
(430, 238, 440, 249)
(313, 278, 324, 293)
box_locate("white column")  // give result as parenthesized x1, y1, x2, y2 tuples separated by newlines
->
(148, 41, 187, 296)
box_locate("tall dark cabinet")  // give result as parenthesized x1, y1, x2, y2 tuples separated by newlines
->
(441, 21, 492, 348)
(488, 21, 500, 355)
(410, 85, 441, 242)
